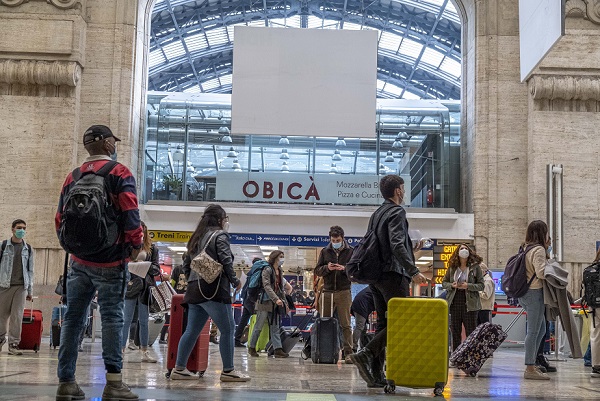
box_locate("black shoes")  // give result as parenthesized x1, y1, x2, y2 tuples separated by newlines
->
(536, 355, 557, 373)
(349, 349, 376, 387)
(234, 340, 246, 348)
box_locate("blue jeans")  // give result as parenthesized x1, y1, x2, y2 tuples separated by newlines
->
(584, 342, 592, 365)
(249, 311, 282, 350)
(57, 261, 128, 382)
(122, 298, 149, 348)
(175, 302, 235, 371)
(519, 288, 546, 366)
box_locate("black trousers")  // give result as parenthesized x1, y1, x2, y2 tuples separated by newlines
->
(449, 290, 478, 351)
(365, 272, 409, 373)
(477, 310, 492, 325)
(234, 304, 253, 342)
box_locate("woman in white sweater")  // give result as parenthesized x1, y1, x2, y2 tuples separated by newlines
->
(478, 263, 495, 325)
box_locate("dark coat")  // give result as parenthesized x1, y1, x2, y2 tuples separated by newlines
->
(314, 242, 353, 292)
(369, 199, 419, 278)
(140, 244, 161, 306)
(183, 229, 240, 305)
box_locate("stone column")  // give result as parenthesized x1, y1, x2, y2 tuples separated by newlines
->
(526, 0, 600, 264)
(463, 0, 530, 267)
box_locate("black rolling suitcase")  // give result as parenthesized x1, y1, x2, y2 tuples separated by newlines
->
(50, 304, 67, 349)
(311, 292, 340, 364)
(266, 312, 314, 355)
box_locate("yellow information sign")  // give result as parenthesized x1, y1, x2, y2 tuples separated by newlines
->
(148, 230, 193, 243)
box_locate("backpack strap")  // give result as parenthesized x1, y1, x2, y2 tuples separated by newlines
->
(71, 160, 117, 182)
(370, 204, 396, 232)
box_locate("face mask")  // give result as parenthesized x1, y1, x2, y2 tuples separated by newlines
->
(15, 229, 26, 239)
(458, 249, 469, 259)
(223, 221, 230, 232)
(332, 242, 342, 249)
(110, 150, 118, 161)
(547, 245, 553, 256)
(278, 259, 284, 267)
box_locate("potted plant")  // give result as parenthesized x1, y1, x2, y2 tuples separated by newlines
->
(163, 174, 183, 199)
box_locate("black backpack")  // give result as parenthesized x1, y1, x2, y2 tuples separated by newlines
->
(58, 161, 119, 257)
(582, 262, 600, 309)
(346, 204, 395, 284)
(501, 244, 536, 299)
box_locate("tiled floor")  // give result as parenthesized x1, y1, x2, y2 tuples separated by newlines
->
(0, 339, 598, 400)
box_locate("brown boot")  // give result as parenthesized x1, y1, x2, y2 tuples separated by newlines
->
(248, 347, 260, 357)
(274, 348, 289, 358)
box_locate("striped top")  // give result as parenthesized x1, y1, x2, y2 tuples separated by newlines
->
(55, 156, 143, 267)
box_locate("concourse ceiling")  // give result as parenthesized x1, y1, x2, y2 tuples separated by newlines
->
(149, 0, 461, 100)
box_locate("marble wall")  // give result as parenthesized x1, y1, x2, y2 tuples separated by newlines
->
(0, 0, 598, 299)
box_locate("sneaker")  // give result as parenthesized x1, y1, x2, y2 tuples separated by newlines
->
(585, 361, 592, 367)
(524, 367, 550, 380)
(127, 340, 137, 351)
(8, 344, 23, 355)
(170, 368, 198, 380)
(56, 381, 85, 401)
(591, 366, 600, 378)
(536, 355, 557, 373)
(141, 350, 157, 363)
(220, 370, 251, 382)
(159, 340, 168, 345)
(235, 340, 246, 348)
(344, 356, 354, 364)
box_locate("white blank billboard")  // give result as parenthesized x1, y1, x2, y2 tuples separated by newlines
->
(232, 27, 378, 138)
(519, 0, 564, 82)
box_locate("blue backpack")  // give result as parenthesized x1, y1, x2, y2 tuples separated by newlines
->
(242, 260, 270, 301)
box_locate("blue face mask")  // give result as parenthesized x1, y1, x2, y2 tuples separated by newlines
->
(15, 229, 26, 239)
(110, 150, 117, 161)
(547, 245, 553, 256)
(332, 242, 342, 249)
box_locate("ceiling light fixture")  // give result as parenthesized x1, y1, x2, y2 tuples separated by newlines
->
(330, 163, 338, 174)
(232, 159, 242, 171)
(384, 150, 394, 163)
(332, 149, 342, 161)
(281, 161, 290, 172)
(172, 145, 184, 162)
(280, 148, 290, 160)
(279, 136, 290, 146)
(379, 164, 387, 175)
(335, 137, 346, 147)
(219, 126, 232, 143)
(227, 147, 237, 158)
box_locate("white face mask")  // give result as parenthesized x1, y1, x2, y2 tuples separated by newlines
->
(278, 259, 285, 267)
(222, 221, 230, 232)
(458, 249, 470, 259)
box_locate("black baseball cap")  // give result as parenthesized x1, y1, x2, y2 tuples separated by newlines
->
(82, 125, 121, 146)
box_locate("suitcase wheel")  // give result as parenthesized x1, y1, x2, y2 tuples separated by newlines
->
(199, 370, 205, 377)
(165, 369, 172, 379)
(34, 345, 39, 352)
(384, 380, 396, 394)
(434, 383, 445, 396)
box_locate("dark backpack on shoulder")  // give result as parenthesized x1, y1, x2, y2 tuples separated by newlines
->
(346, 204, 395, 284)
(582, 262, 600, 309)
(501, 245, 536, 299)
(58, 161, 119, 257)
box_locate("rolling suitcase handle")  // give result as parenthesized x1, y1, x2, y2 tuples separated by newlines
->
(503, 308, 525, 333)
(319, 291, 335, 318)
(23, 298, 37, 324)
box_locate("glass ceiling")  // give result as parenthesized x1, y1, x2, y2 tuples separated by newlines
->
(149, 0, 461, 100)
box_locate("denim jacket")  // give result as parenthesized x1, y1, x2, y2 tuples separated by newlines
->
(0, 239, 34, 296)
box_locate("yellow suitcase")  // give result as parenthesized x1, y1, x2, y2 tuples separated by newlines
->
(386, 298, 448, 396)
(248, 314, 270, 351)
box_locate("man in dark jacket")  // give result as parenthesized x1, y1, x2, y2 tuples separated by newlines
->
(351, 286, 375, 352)
(315, 226, 354, 363)
(349, 175, 427, 387)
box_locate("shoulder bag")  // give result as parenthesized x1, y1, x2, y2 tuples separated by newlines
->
(191, 230, 224, 300)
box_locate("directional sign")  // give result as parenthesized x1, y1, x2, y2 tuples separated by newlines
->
(229, 233, 258, 245)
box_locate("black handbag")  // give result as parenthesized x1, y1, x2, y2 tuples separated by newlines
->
(54, 275, 64, 296)
(126, 276, 145, 299)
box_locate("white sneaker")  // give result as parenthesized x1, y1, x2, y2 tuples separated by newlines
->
(170, 368, 198, 380)
(220, 369, 251, 382)
(8, 344, 23, 356)
(141, 350, 157, 363)
(127, 340, 137, 351)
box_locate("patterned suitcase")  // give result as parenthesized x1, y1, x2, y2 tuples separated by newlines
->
(386, 298, 448, 396)
(449, 322, 508, 376)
